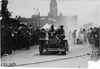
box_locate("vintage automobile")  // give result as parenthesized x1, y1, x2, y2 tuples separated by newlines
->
(39, 30, 69, 55)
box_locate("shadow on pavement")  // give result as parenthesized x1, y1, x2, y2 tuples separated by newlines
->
(33, 51, 67, 56)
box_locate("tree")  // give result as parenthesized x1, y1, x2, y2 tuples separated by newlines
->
(1, 0, 9, 19)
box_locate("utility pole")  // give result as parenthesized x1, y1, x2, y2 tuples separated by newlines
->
(38, 12, 40, 29)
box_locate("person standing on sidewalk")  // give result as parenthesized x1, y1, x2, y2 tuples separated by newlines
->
(83, 29, 87, 44)
(72, 30, 77, 44)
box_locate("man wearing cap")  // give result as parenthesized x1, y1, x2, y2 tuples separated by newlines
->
(56, 25, 65, 40)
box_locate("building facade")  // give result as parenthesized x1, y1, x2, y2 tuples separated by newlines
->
(17, 0, 78, 30)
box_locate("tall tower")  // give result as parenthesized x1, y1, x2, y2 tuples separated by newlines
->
(48, 0, 58, 19)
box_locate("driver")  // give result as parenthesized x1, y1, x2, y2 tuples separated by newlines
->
(39, 28, 46, 38)
(48, 25, 56, 38)
(56, 25, 65, 40)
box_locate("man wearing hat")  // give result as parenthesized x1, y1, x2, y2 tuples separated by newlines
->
(48, 25, 56, 38)
(56, 25, 65, 40)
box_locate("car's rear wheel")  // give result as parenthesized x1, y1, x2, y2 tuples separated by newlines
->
(39, 44, 44, 55)
(64, 42, 67, 55)
(66, 41, 69, 51)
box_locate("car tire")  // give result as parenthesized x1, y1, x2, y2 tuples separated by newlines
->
(64, 42, 67, 55)
(66, 41, 69, 51)
(39, 44, 44, 55)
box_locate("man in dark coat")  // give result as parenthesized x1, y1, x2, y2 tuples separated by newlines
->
(56, 25, 65, 40)
(39, 28, 46, 38)
(48, 25, 56, 38)
(4, 25, 13, 54)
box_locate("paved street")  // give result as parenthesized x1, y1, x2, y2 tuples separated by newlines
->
(1, 0, 99, 68)
(1, 42, 93, 68)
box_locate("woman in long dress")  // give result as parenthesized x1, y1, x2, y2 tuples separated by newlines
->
(77, 29, 84, 44)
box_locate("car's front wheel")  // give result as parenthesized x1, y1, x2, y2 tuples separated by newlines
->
(39, 44, 44, 55)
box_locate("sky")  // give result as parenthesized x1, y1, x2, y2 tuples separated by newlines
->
(0, 0, 99, 26)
